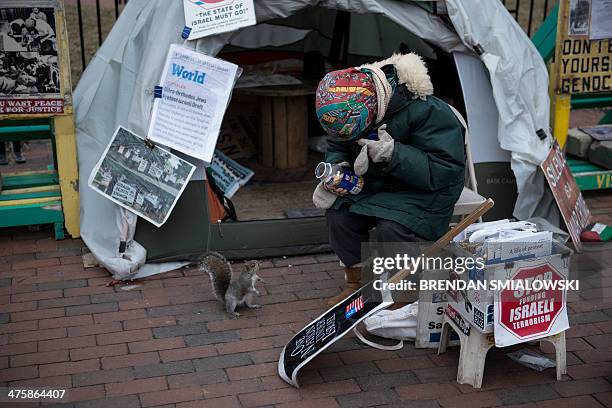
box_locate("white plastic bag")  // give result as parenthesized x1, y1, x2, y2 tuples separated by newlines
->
(354, 302, 419, 350)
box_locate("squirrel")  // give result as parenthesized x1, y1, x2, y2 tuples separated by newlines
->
(199, 252, 264, 317)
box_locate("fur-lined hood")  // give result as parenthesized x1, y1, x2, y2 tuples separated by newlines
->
(369, 53, 433, 100)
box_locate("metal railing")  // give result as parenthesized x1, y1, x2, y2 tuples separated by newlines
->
(65, 0, 556, 82)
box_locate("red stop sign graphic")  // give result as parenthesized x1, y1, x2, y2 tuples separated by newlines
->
(499, 264, 565, 340)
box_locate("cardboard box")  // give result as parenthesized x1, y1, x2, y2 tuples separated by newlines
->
(447, 242, 571, 334)
(416, 268, 459, 348)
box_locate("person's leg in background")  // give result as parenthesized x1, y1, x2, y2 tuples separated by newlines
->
(0, 142, 7, 165)
(12, 141, 25, 164)
(375, 219, 425, 303)
(325, 206, 377, 307)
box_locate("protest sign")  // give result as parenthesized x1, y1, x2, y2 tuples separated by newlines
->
(278, 281, 391, 387)
(89, 126, 196, 227)
(493, 258, 570, 347)
(540, 141, 592, 252)
(147, 45, 239, 163)
(182, 0, 256, 40)
(0, 0, 71, 116)
(555, 0, 612, 94)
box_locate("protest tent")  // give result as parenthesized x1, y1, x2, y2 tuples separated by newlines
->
(74, 0, 557, 279)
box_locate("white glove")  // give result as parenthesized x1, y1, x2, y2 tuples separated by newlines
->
(313, 181, 338, 209)
(354, 125, 395, 176)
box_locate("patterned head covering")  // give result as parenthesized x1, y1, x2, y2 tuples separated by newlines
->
(315, 68, 378, 141)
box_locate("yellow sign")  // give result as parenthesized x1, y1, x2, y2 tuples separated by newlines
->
(555, 0, 612, 95)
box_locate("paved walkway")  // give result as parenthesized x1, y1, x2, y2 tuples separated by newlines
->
(0, 190, 610, 407)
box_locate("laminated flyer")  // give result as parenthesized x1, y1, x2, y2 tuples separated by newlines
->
(183, 0, 256, 40)
(89, 126, 196, 227)
(208, 150, 254, 198)
(147, 44, 239, 163)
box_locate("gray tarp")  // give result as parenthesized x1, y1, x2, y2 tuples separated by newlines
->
(75, 0, 553, 279)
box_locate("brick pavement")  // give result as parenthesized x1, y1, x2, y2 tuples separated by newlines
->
(0, 190, 610, 407)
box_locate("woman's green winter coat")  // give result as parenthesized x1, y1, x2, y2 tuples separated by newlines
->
(325, 89, 465, 241)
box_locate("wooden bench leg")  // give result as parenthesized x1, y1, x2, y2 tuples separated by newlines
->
(541, 331, 567, 380)
(440, 314, 493, 389)
(438, 319, 452, 355)
(54, 222, 65, 240)
(53, 115, 80, 238)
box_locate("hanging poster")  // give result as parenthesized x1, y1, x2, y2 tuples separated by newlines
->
(0, 0, 70, 115)
(182, 0, 256, 41)
(589, 0, 612, 40)
(89, 126, 196, 227)
(147, 44, 239, 163)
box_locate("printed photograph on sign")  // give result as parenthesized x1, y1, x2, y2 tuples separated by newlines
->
(88, 126, 196, 227)
(0, 2, 63, 114)
(0, 7, 59, 94)
(568, 0, 591, 36)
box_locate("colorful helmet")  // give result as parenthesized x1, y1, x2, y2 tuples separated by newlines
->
(315, 68, 377, 141)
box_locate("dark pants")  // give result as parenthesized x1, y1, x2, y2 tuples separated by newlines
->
(326, 206, 423, 267)
(0, 142, 21, 153)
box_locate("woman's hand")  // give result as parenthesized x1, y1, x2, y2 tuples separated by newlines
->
(354, 125, 395, 175)
(323, 183, 349, 196)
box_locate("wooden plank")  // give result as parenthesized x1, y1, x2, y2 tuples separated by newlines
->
(53, 115, 80, 238)
(0, 197, 62, 207)
(0, 191, 62, 202)
(0, 185, 61, 195)
(2, 169, 56, 177)
(0, 201, 63, 228)
(0, 191, 62, 201)
(0, 125, 51, 133)
(286, 96, 308, 168)
(570, 158, 612, 190)
(273, 97, 289, 169)
(2, 172, 59, 190)
(0, 124, 52, 142)
(259, 96, 274, 167)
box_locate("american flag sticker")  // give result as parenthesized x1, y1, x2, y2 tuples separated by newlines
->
(345, 295, 364, 319)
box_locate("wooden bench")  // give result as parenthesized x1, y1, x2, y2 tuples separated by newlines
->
(0, 119, 72, 239)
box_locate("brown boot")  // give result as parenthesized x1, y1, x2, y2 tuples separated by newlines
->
(327, 266, 362, 307)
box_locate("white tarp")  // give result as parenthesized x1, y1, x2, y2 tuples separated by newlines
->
(75, 0, 553, 279)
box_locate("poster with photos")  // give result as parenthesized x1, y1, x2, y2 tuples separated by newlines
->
(89, 127, 196, 227)
(0, 0, 66, 115)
